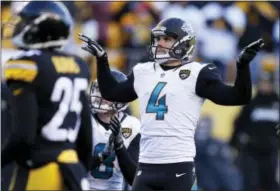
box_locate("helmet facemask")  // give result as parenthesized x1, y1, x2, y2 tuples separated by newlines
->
(89, 81, 128, 114)
(148, 30, 177, 64)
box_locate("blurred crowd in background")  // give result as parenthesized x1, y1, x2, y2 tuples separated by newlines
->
(1, 0, 279, 144)
(2, 1, 279, 85)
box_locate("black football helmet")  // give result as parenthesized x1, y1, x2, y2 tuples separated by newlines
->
(148, 18, 196, 63)
(89, 69, 128, 114)
(9, 1, 73, 49)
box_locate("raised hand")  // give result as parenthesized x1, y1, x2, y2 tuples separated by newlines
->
(78, 33, 106, 58)
(104, 133, 114, 153)
(90, 151, 111, 169)
(237, 38, 265, 69)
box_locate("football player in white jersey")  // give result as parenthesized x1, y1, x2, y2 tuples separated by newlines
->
(79, 17, 264, 191)
(87, 69, 141, 190)
(105, 116, 197, 190)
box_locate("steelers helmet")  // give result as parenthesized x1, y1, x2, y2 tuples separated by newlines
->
(10, 1, 73, 49)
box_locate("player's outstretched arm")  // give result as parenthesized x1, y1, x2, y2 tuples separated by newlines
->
(108, 117, 137, 185)
(79, 34, 137, 102)
(2, 82, 38, 167)
(196, 39, 264, 106)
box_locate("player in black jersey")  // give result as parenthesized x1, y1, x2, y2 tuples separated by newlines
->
(1, 2, 92, 190)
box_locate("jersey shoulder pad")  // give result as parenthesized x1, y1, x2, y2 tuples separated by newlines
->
(196, 62, 219, 71)
(121, 114, 141, 140)
(200, 63, 220, 72)
(180, 61, 207, 78)
(4, 50, 41, 83)
(188, 61, 209, 67)
(197, 62, 209, 65)
(133, 61, 155, 74)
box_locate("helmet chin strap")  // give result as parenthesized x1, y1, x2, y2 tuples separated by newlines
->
(156, 58, 169, 64)
(153, 46, 178, 64)
(155, 52, 178, 65)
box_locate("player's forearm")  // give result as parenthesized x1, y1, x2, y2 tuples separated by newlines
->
(90, 155, 103, 169)
(219, 66, 252, 105)
(96, 56, 137, 102)
(115, 146, 137, 185)
(233, 65, 252, 103)
(96, 55, 116, 99)
(127, 134, 140, 163)
(202, 66, 252, 105)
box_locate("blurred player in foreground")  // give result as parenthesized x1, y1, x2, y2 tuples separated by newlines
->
(2, 1, 93, 190)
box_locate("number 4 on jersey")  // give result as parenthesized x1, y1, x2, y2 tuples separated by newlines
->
(146, 82, 168, 120)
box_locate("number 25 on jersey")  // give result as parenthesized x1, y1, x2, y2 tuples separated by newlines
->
(42, 77, 88, 142)
(146, 82, 168, 120)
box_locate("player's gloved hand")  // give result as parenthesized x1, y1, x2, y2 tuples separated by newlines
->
(237, 38, 265, 69)
(108, 116, 124, 151)
(104, 134, 115, 153)
(78, 33, 106, 58)
(90, 151, 111, 169)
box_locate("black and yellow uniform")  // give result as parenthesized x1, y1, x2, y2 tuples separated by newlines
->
(2, 49, 92, 190)
(1, 82, 15, 191)
(1, 1, 93, 190)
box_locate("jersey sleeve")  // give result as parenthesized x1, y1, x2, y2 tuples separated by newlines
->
(4, 57, 38, 84)
(195, 64, 252, 105)
(123, 115, 141, 148)
(96, 56, 138, 102)
(196, 63, 222, 83)
(115, 146, 137, 186)
(1, 81, 38, 167)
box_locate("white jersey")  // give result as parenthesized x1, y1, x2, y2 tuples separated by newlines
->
(88, 112, 141, 190)
(133, 61, 206, 164)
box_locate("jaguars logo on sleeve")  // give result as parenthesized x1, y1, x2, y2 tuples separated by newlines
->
(121, 127, 133, 139)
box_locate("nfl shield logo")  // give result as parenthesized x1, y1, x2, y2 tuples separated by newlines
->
(179, 69, 191, 80)
(122, 128, 132, 139)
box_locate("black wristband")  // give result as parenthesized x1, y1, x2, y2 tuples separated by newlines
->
(97, 53, 108, 63)
(114, 139, 124, 151)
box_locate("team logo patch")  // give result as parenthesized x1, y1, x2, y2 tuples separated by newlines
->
(179, 69, 191, 80)
(122, 128, 132, 139)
